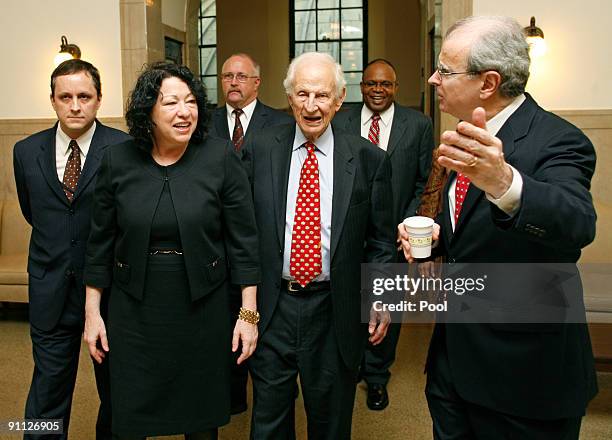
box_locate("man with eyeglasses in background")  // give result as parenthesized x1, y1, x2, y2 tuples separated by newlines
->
(210, 52, 292, 416)
(210, 53, 292, 154)
(334, 58, 434, 411)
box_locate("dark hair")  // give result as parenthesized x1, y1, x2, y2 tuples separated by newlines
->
(125, 62, 209, 148)
(51, 59, 102, 97)
(364, 58, 397, 75)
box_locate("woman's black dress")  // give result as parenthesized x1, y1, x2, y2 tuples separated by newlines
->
(107, 165, 231, 437)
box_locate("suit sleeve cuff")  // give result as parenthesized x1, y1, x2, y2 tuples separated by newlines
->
(485, 165, 523, 217)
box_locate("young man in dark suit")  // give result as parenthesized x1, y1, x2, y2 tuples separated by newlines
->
(399, 16, 597, 439)
(245, 52, 396, 439)
(334, 58, 434, 410)
(209, 52, 293, 415)
(13, 59, 129, 440)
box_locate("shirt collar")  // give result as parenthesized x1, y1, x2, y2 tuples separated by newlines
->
(56, 120, 96, 156)
(226, 98, 258, 122)
(361, 102, 395, 128)
(486, 94, 526, 136)
(292, 123, 333, 156)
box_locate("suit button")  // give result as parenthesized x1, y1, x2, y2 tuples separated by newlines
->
(65, 269, 74, 277)
(68, 208, 74, 215)
(449, 257, 456, 264)
(71, 239, 77, 247)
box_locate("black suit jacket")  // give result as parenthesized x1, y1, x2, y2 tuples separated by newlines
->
(13, 122, 130, 331)
(84, 137, 260, 301)
(244, 124, 396, 370)
(436, 94, 598, 420)
(209, 99, 293, 147)
(334, 103, 434, 223)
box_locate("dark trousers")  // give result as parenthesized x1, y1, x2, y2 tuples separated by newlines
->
(250, 288, 356, 440)
(425, 325, 582, 440)
(362, 322, 401, 385)
(25, 283, 112, 440)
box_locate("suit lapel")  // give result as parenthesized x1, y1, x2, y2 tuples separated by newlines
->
(346, 106, 362, 134)
(386, 106, 406, 156)
(330, 129, 355, 260)
(73, 123, 106, 201)
(215, 107, 230, 139)
(247, 100, 267, 134)
(36, 126, 69, 205)
(270, 126, 295, 249)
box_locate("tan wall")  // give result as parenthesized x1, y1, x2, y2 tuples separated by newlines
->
(216, 0, 290, 109)
(473, 0, 612, 110)
(214, 0, 424, 109)
(162, 0, 187, 32)
(369, 0, 423, 108)
(0, 0, 124, 119)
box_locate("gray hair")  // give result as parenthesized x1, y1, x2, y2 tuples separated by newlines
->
(283, 52, 346, 98)
(224, 53, 261, 77)
(447, 16, 530, 98)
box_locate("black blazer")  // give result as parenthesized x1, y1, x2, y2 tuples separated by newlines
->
(84, 137, 260, 302)
(334, 103, 434, 223)
(13, 122, 130, 331)
(209, 99, 293, 142)
(435, 94, 598, 420)
(244, 124, 396, 370)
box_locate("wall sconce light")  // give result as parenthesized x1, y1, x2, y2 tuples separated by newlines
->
(524, 16, 547, 58)
(54, 35, 82, 67)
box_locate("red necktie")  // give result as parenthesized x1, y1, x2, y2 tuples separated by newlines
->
(63, 140, 82, 202)
(454, 173, 471, 224)
(232, 108, 244, 150)
(289, 142, 322, 287)
(368, 113, 381, 146)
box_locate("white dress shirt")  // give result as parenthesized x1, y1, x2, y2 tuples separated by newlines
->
(282, 125, 334, 281)
(360, 103, 395, 151)
(55, 121, 96, 181)
(226, 98, 257, 136)
(448, 94, 526, 230)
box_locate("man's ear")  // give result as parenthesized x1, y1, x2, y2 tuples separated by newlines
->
(480, 71, 501, 100)
(335, 87, 346, 111)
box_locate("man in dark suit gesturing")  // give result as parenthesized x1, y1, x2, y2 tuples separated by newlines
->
(246, 52, 396, 439)
(334, 58, 434, 410)
(399, 16, 598, 439)
(210, 52, 293, 415)
(13, 59, 129, 439)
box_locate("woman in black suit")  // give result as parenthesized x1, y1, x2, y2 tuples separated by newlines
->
(83, 63, 260, 440)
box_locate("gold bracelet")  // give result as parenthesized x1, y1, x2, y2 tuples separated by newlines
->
(238, 307, 260, 325)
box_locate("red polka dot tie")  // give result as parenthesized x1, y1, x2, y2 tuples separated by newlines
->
(368, 113, 381, 146)
(63, 140, 82, 202)
(454, 173, 470, 224)
(289, 142, 322, 287)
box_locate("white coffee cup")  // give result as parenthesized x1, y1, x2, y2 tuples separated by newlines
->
(403, 216, 435, 259)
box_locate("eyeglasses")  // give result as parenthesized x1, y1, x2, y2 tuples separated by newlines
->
(435, 65, 481, 79)
(361, 80, 396, 89)
(220, 72, 258, 83)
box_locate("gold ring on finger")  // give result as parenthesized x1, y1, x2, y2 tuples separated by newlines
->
(467, 156, 478, 167)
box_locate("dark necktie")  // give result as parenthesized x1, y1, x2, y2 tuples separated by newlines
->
(232, 108, 244, 150)
(63, 140, 82, 202)
(454, 173, 471, 224)
(368, 113, 381, 146)
(289, 142, 322, 287)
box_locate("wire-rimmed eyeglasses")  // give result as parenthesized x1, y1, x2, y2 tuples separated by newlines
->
(220, 72, 259, 83)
